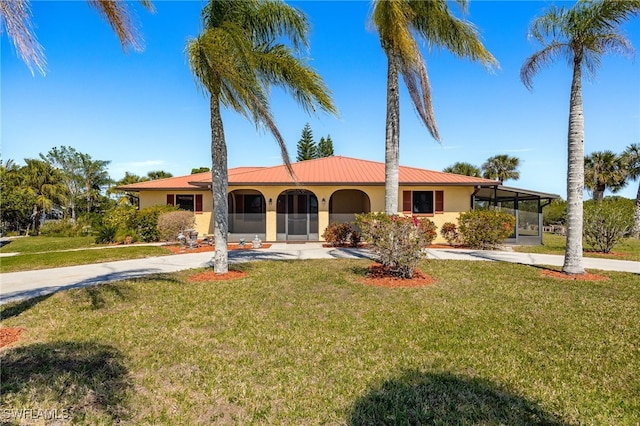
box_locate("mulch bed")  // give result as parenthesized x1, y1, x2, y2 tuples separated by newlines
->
(541, 269, 609, 281)
(166, 243, 271, 254)
(188, 270, 248, 282)
(0, 327, 24, 349)
(360, 263, 435, 288)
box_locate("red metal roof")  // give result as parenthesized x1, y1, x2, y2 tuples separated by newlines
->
(117, 156, 498, 190)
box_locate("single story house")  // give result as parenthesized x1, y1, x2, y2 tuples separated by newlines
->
(117, 156, 559, 245)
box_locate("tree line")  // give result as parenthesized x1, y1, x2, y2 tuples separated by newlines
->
(0, 146, 177, 235)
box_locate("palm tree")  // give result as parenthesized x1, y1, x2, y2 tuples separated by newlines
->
(370, 0, 497, 214)
(481, 154, 520, 184)
(0, 0, 154, 75)
(584, 150, 627, 201)
(443, 162, 481, 177)
(147, 170, 174, 181)
(80, 155, 111, 213)
(622, 143, 640, 237)
(521, 0, 639, 275)
(20, 159, 67, 234)
(187, 0, 336, 274)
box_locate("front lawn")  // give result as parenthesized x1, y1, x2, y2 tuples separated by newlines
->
(0, 236, 98, 253)
(0, 236, 173, 273)
(514, 232, 640, 262)
(0, 246, 174, 273)
(1, 259, 638, 425)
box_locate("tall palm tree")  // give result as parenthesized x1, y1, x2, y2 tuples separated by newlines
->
(187, 0, 336, 274)
(21, 159, 67, 234)
(584, 150, 627, 201)
(521, 0, 639, 275)
(370, 0, 497, 214)
(481, 154, 520, 184)
(443, 162, 481, 177)
(622, 143, 640, 237)
(0, 0, 154, 75)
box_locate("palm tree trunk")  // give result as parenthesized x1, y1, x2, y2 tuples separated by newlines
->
(633, 182, 640, 238)
(562, 59, 585, 275)
(210, 95, 229, 274)
(384, 53, 400, 215)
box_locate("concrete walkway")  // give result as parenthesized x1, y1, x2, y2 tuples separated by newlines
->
(1, 243, 637, 305)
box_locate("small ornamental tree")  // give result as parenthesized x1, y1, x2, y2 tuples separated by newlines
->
(440, 222, 460, 246)
(583, 198, 633, 253)
(356, 213, 437, 278)
(322, 221, 353, 247)
(158, 211, 196, 242)
(458, 210, 515, 250)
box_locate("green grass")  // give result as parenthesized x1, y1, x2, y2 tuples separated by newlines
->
(0, 246, 173, 273)
(1, 259, 639, 425)
(0, 236, 98, 253)
(0, 236, 173, 273)
(515, 232, 640, 262)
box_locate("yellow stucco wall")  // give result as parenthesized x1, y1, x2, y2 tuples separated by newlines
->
(138, 185, 474, 243)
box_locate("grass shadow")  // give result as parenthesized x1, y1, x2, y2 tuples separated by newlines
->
(0, 341, 132, 423)
(348, 370, 570, 425)
(0, 294, 52, 321)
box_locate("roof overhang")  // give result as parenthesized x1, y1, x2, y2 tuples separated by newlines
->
(475, 185, 560, 201)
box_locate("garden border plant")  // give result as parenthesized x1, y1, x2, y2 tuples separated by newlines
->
(356, 213, 437, 278)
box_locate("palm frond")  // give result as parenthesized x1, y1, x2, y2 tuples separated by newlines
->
(520, 42, 569, 90)
(87, 0, 154, 52)
(0, 0, 45, 75)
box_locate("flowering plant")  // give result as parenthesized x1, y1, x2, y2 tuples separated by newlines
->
(356, 213, 436, 278)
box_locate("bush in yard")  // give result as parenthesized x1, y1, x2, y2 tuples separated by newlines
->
(440, 222, 460, 246)
(158, 211, 196, 242)
(356, 213, 437, 278)
(137, 205, 176, 242)
(458, 209, 515, 250)
(322, 221, 353, 246)
(95, 224, 118, 244)
(103, 204, 138, 233)
(350, 230, 361, 247)
(39, 219, 82, 237)
(583, 198, 633, 253)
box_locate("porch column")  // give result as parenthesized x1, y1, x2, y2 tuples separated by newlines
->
(263, 190, 280, 242)
(317, 191, 331, 241)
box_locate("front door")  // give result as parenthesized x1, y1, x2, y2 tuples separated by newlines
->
(276, 191, 318, 240)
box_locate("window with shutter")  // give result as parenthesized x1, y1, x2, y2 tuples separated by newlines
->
(195, 194, 203, 213)
(166, 194, 175, 206)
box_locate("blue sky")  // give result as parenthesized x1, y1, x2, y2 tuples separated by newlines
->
(2, 0, 639, 200)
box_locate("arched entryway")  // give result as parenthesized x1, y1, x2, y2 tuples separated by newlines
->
(228, 190, 266, 241)
(276, 190, 318, 241)
(329, 189, 371, 227)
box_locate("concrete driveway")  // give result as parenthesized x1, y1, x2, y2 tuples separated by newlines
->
(1, 243, 637, 305)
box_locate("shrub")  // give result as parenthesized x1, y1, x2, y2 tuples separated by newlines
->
(95, 224, 118, 244)
(39, 219, 81, 237)
(103, 204, 138, 231)
(440, 222, 459, 246)
(350, 230, 361, 247)
(115, 228, 138, 244)
(322, 221, 353, 246)
(583, 198, 633, 253)
(458, 209, 515, 249)
(356, 213, 437, 278)
(158, 211, 196, 242)
(137, 205, 176, 242)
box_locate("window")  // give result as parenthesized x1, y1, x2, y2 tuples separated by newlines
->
(166, 194, 203, 213)
(403, 190, 444, 215)
(412, 191, 434, 214)
(176, 195, 194, 211)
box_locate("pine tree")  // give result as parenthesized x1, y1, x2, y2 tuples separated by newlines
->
(296, 123, 317, 161)
(317, 135, 334, 157)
